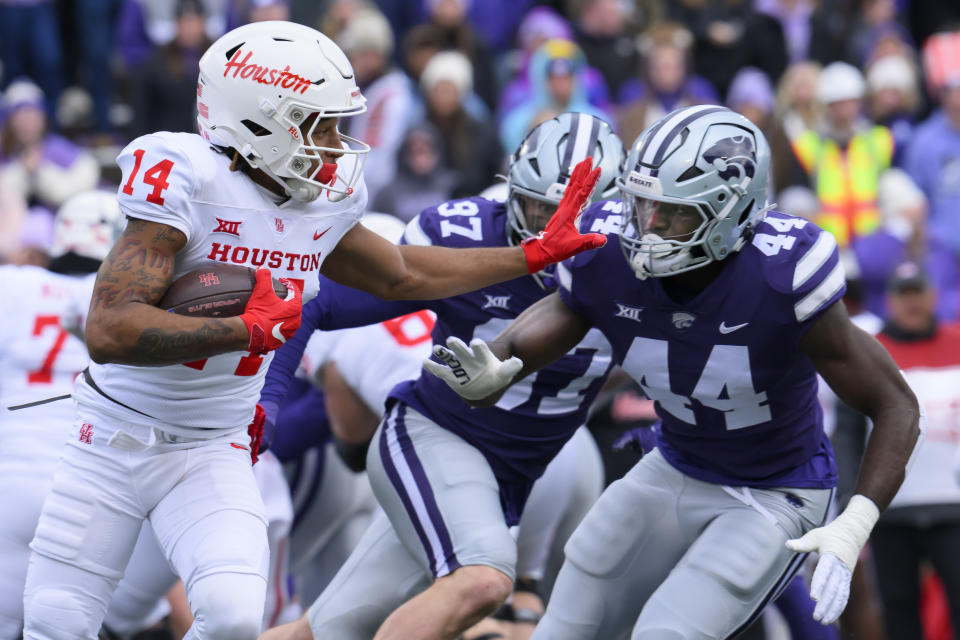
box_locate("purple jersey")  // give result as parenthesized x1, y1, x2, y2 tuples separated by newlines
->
(260, 196, 616, 524)
(559, 202, 840, 488)
(393, 198, 615, 521)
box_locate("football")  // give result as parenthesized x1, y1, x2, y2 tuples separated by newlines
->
(158, 264, 288, 318)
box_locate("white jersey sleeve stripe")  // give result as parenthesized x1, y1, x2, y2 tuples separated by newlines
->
(792, 231, 837, 291)
(403, 215, 432, 246)
(794, 261, 845, 322)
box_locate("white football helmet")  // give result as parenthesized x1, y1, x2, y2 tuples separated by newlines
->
(197, 20, 370, 202)
(618, 105, 771, 278)
(50, 189, 123, 262)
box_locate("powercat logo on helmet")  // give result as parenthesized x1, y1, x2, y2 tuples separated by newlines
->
(223, 48, 313, 95)
(701, 136, 756, 182)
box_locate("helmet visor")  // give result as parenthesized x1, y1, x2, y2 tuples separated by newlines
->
(632, 196, 707, 244)
(509, 192, 559, 238)
(619, 192, 712, 277)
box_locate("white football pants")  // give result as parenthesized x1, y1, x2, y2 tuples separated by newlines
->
(22, 402, 269, 640)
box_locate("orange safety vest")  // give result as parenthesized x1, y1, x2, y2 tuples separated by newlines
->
(791, 126, 894, 247)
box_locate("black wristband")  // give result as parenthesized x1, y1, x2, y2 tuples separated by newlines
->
(514, 576, 540, 595)
(490, 602, 514, 621)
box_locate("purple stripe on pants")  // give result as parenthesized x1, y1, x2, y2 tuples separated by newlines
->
(377, 405, 439, 575)
(394, 403, 461, 575)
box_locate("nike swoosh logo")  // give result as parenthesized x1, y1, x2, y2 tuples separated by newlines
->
(719, 321, 749, 334)
(313, 226, 333, 241)
(272, 322, 286, 344)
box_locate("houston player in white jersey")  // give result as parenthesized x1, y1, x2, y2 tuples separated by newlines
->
(22, 20, 607, 640)
(0, 191, 120, 638)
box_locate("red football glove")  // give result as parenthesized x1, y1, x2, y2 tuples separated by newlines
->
(521, 156, 607, 274)
(239, 268, 302, 355)
(247, 403, 266, 465)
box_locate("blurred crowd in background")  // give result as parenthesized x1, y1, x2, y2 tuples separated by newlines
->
(3, 0, 960, 638)
(1, 0, 960, 322)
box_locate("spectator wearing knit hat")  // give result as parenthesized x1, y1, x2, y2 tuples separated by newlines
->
(0, 79, 99, 260)
(420, 50, 502, 197)
(866, 54, 922, 166)
(337, 7, 415, 203)
(423, 0, 497, 110)
(8, 206, 54, 267)
(498, 7, 611, 120)
(499, 39, 611, 154)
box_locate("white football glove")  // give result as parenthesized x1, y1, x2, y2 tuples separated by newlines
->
(786, 494, 880, 625)
(422, 337, 523, 401)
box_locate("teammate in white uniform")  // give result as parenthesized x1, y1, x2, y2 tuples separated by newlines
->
(22, 20, 607, 640)
(0, 191, 121, 639)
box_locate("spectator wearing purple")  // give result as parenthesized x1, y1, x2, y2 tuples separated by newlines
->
(846, 0, 912, 69)
(616, 24, 718, 145)
(498, 7, 611, 121)
(8, 206, 54, 267)
(114, 0, 157, 70)
(852, 169, 959, 321)
(0, 80, 99, 219)
(571, 0, 640, 98)
(0, 0, 63, 118)
(499, 39, 612, 155)
(904, 46, 960, 260)
(459, 0, 536, 51)
(755, 0, 816, 64)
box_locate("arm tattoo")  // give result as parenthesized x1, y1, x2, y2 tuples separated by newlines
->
(90, 219, 181, 312)
(134, 319, 237, 365)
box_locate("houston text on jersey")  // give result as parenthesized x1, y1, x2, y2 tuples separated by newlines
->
(207, 242, 322, 272)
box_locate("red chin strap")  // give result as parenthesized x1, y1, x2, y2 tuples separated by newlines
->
(316, 162, 337, 185)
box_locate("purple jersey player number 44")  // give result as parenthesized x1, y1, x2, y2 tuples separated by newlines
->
(426, 105, 924, 639)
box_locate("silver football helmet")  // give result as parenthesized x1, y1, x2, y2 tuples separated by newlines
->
(617, 105, 771, 278)
(506, 112, 624, 245)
